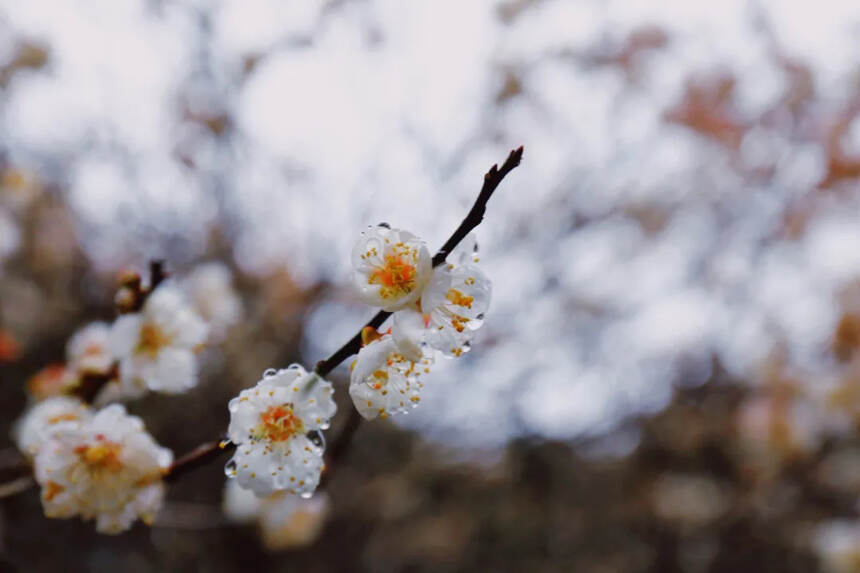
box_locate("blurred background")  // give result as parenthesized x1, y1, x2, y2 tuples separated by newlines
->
(1, 0, 860, 571)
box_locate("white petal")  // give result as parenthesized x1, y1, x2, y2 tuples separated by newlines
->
(392, 307, 427, 362)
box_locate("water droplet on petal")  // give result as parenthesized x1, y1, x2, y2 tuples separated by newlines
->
(476, 313, 485, 320)
(224, 460, 237, 477)
(306, 430, 325, 451)
(377, 222, 391, 229)
(319, 420, 331, 430)
(263, 368, 277, 379)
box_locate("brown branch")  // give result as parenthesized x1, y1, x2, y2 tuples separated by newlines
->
(432, 146, 523, 266)
(149, 259, 169, 291)
(165, 439, 235, 483)
(314, 311, 391, 378)
(0, 448, 30, 482)
(0, 476, 35, 500)
(72, 365, 119, 404)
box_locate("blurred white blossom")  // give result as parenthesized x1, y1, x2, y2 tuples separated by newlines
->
(813, 520, 860, 573)
(222, 480, 330, 551)
(66, 322, 115, 377)
(32, 404, 172, 534)
(14, 396, 91, 458)
(110, 284, 208, 396)
(182, 262, 242, 339)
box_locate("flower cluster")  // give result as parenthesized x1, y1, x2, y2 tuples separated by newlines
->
(22, 264, 243, 404)
(223, 480, 330, 551)
(11, 263, 245, 532)
(221, 226, 492, 502)
(16, 399, 172, 533)
(349, 226, 492, 420)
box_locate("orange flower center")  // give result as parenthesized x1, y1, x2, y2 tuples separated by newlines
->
(369, 255, 417, 299)
(76, 438, 124, 472)
(257, 404, 305, 442)
(137, 323, 171, 357)
(445, 288, 474, 309)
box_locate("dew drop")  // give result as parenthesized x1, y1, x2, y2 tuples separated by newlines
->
(319, 420, 331, 430)
(224, 460, 237, 477)
(287, 363, 303, 371)
(476, 313, 485, 320)
(307, 430, 325, 450)
(377, 222, 391, 229)
(263, 368, 277, 379)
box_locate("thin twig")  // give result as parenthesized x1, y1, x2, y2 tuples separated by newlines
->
(0, 476, 35, 499)
(73, 366, 119, 404)
(165, 439, 235, 482)
(149, 259, 168, 291)
(432, 146, 523, 266)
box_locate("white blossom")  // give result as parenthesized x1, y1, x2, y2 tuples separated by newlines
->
(67, 322, 115, 377)
(392, 234, 491, 359)
(33, 404, 173, 534)
(182, 262, 243, 338)
(349, 335, 432, 420)
(15, 396, 92, 458)
(222, 480, 330, 551)
(226, 365, 336, 497)
(222, 477, 263, 524)
(351, 226, 432, 312)
(110, 284, 208, 396)
(813, 520, 860, 573)
(259, 492, 329, 551)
